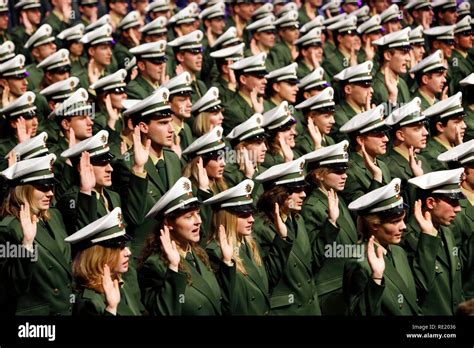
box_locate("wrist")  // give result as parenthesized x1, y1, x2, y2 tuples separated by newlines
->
(222, 259, 234, 267)
(132, 165, 145, 174)
(105, 306, 117, 315)
(79, 188, 92, 195)
(169, 264, 179, 272)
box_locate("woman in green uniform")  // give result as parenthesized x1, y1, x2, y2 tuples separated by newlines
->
(301, 140, 358, 315)
(0, 153, 73, 316)
(65, 208, 143, 316)
(204, 179, 292, 315)
(138, 177, 233, 316)
(343, 178, 421, 316)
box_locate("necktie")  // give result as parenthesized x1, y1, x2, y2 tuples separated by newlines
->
(156, 159, 167, 186)
(185, 251, 196, 267)
(193, 80, 202, 98)
(100, 193, 110, 212)
(386, 251, 395, 268)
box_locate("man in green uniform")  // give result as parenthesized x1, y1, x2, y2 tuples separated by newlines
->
(372, 27, 412, 107)
(57, 24, 88, 77)
(263, 62, 299, 112)
(356, 13, 383, 72)
(339, 104, 392, 205)
(380, 4, 403, 34)
(432, 0, 458, 25)
(295, 27, 323, 79)
(403, 168, 465, 315)
(421, 93, 467, 171)
(460, 74, 474, 141)
(114, 10, 142, 69)
(24, 24, 58, 91)
(76, 0, 99, 27)
(269, 10, 300, 69)
(11, 0, 41, 64)
(298, 0, 322, 25)
(410, 50, 447, 111)
(331, 61, 374, 143)
(0, 54, 29, 110)
(244, 16, 277, 71)
(43, 0, 73, 37)
(223, 52, 267, 134)
(404, 0, 434, 29)
(127, 39, 167, 99)
(168, 30, 208, 103)
(449, 16, 473, 92)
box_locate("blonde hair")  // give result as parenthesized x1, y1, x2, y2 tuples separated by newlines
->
(182, 156, 228, 194)
(72, 245, 121, 293)
(192, 111, 212, 137)
(307, 167, 331, 188)
(0, 185, 50, 220)
(209, 209, 262, 275)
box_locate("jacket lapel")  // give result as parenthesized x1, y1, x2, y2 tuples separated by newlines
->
(387, 249, 419, 311)
(188, 255, 221, 313)
(145, 158, 166, 194)
(241, 243, 269, 295)
(35, 221, 71, 275)
(287, 217, 312, 273)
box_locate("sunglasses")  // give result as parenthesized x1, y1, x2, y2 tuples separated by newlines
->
(185, 48, 203, 55)
(110, 87, 126, 94)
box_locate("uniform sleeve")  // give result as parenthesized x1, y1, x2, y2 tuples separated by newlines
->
(121, 173, 149, 227)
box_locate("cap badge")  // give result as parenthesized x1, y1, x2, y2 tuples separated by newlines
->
(245, 183, 252, 193)
(395, 183, 400, 194)
(183, 181, 191, 191)
(299, 161, 304, 170)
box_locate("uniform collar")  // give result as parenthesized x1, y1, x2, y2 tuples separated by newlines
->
(393, 145, 410, 162)
(238, 90, 253, 108)
(462, 186, 474, 205)
(433, 135, 452, 150)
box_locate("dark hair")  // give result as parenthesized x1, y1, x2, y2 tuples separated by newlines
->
(256, 185, 290, 222)
(428, 116, 449, 136)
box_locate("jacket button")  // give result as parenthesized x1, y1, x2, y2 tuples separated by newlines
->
(197, 305, 202, 310)
(298, 303, 302, 308)
(53, 288, 59, 294)
(251, 296, 255, 301)
(264, 310, 269, 315)
(307, 279, 311, 284)
(293, 263, 297, 268)
(149, 191, 153, 194)
(48, 265, 53, 270)
(399, 304, 403, 309)
(297, 282, 301, 288)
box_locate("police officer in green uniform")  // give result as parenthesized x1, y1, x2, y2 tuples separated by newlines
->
(127, 40, 168, 99)
(403, 168, 465, 315)
(138, 177, 227, 316)
(0, 153, 73, 316)
(371, 27, 412, 106)
(112, 87, 182, 257)
(0, 53, 29, 114)
(331, 61, 374, 143)
(339, 104, 392, 205)
(10, 0, 42, 64)
(302, 141, 358, 315)
(421, 92, 467, 171)
(356, 14, 383, 72)
(0, 131, 49, 171)
(460, 73, 474, 141)
(114, 11, 142, 69)
(43, 0, 72, 37)
(384, 97, 432, 211)
(76, 0, 99, 27)
(321, 13, 346, 61)
(294, 86, 336, 157)
(244, 16, 277, 71)
(263, 62, 299, 112)
(168, 30, 208, 103)
(296, 66, 329, 104)
(410, 50, 447, 111)
(204, 179, 292, 315)
(269, 10, 299, 69)
(57, 24, 89, 77)
(162, 72, 195, 156)
(24, 24, 58, 91)
(298, 0, 320, 26)
(223, 52, 268, 134)
(140, 16, 168, 44)
(254, 158, 321, 315)
(295, 27, 324, 79)
(225, 113, 268, 199)
(65, 208, 144, 316)
(344, 178, 421, 315)
(450, 16, 474, 92)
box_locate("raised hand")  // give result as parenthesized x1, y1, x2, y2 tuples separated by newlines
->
(196, 156, 210, 191)
(455, 124, 464, 146)
(21, 11, 34, 34)
(218, 225, 234, 265)
(250, 87, 264, 114)
(20, 201, 37, 250)
(364, 38, 375, 61)
(160, 225, 180, 272)
(15, 116, 31, 143)
(240, 148, 255, 179)
(170, 133, 182, 159)
(7, 151, 16, 167)
(120, 141, 127, 155)
(307, 117, 322, 150)
(175, 64, 184, 77)
(360, 143, 382, 183)
(278, 132, 294, 162)
(129, 29, 140, 47)
(290, 45, 299, 61)
(1, 80, 10, 108)
(132, 126, 150, 173)
(273, 203, 288, 239)
(440, 86, 448, 100)
(61, 0, 72, 23)
(383, 65, 398, 104)
(160, 64, 169, 85)
(79, 152, 96, 194)
(206, 26, 216, 47)
(327, 188, 339, 225)
(102, 264, 121, 315)
(228, 64, 237, 91)
(88, 59, 101, 85)
(365, 90, 373, 111)
(105, 94, 120, 130)
(249, 38, 260, 55)
(408, 146, 424, 177)
(367, 235, 385, 284)
(413, 199, 436, 236)
(309, 49, 320, 68)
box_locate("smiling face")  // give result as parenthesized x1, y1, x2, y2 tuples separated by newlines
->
(310, 111, 335, 135)
(167, 208, 202, 244)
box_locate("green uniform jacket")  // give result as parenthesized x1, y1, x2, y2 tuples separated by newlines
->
(449, 50, 473, 94)
(0, 134, 17, 162)
(452, 198, 474, 248)
(298, 6, 315, 26)
(461, 232, 474, 299)
(112, 148, 182, 256)
(301, 189, 358, 315)
(383, 149, 432, 214)
(402, 216, 464, 315)
(125, 74, 156, 100)
(43, 12, 70, 37)
(50, 137, 75, 200)
(269, 41, 293, 69)
(294, 131, 335, 158)
(190, 79, 208, 105)
(371, 71, 411, 106)
(414, 90, 436, 111)
(222, 91, 254, 135)
(139, 251, 224, 315)
(73, 285, 144, 316)
(10, 26, 33, 65)
(341, 152, 391, 206)
(331, 101, 357, 143)
(253, 213, 321, 315)
(113, 42, 133, 69)
(26, 63, 43, 91)
(464, 105, 474, 142)
(420, 137, 450, 172)
(0, 209, 73, 316)
(214, 76, 235, 105)
(321, 49, 348, 84)
(224, 162, 266, 201)
(343, 243, 421, 316)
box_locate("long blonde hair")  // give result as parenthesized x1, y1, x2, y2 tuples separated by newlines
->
(182, 156, 228, 194)
(209, 209, 262, 275)
(72, 245, 122, 293)
(0, 185, 50, 220)
(192, 111, 212, 137)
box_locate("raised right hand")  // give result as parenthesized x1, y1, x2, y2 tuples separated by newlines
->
(20, 201, 37, 249)
(160, 225, 180, 272)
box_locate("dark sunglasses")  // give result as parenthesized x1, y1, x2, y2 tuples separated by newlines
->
(184, 47, 203, 55)
(110, 87, 126, 94)
(16, 111, 37, 120)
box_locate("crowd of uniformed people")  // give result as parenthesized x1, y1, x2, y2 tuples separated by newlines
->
(0, 0, 473, 316)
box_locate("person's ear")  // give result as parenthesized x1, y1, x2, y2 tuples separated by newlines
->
(61, 118, 71, 131)
(344, 84, 352, 96)
(273, 82, 281, 94)
(383, 50, 392, 62)
(426, 196, 436, 210)
(137, 60, 146, 73)
(421, 74, 429, 86)
(138, 121, 148, 134)
(395, 129, 405, 142)
(435, 121, 444, 134)
(355, 135, 365, 147)
(176, 51, 185, 64)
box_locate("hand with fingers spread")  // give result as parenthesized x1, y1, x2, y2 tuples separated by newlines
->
(160, 225, 180, 272)
(79, 152, 96, 195)
(249, 38, 260, 55)
(7, 151, 16, 168)
(102, 264, 121, 315)
(413, 199, 437, 236)
(290, 45, 299, 61)
(21, 11, 34, 34)
(15, 116, 31, 143)
(273, 203, 288, 239)
(206, 26, 216, 47)
(365, 91, 373, 112)
(250, 88, 264, 114)
(240, 148, 255, 179)
(367, 235, 385, 284)
(129, 29, 140, 47)
(1, 79, 10, 107)
(309, 49, 320, 68)
(278, 133, 294, 162)
(170, 133, 182, 159)
(360, 143, 382, 183)
(454, 124, 464, 146)
(105, 95, 120, 130)
(20, 201, 37, 250)
(88, 59, 101, 85)
(68, 127, 76, 149)
(408, 146, 424, 177)
(383, 66, 398, 104)
(197, 157, 210, 191)
(132, 126, 150, 173)
(160, 64, 169, 85)
(364, 38, 375, 61)
(440, 86, 448, 100)
(228, 64, 237, 91)
(175, 64, 184, 77)
(307, 117, 322, 150)
(327, 188, 339, 225)
(218, 225, 234, 265)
